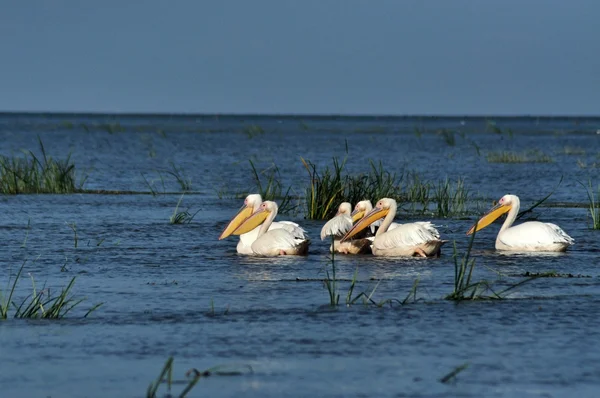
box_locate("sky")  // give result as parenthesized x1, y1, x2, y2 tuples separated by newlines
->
(0, 1, 598, 115)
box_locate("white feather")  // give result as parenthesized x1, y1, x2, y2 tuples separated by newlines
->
(320, 214, 352, 240)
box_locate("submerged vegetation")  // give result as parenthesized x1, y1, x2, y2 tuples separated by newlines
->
(0, 137, 87, 194)
(486, 150, 553, 163)
(147, 357, 252, 398)
(1, 260, 102, 319)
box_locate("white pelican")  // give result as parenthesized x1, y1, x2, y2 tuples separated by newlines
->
(341, 198, 446, 257)
(466, 194, 574, 252)
(352, 200, 400, 234)
(232, 201, 310, 256)
(320, 202, 371, 254)
(218, 194, 308, 254)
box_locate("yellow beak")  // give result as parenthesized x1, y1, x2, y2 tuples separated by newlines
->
(466, 203, 511, 235)
(351, 209, 365, 223)
(232, 208, 270, 235)
(341, 207, 389, 242)
(218, 205, 254, 240)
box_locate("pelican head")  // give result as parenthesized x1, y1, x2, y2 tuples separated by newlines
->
(342, 198, 395, 242)
(466, 194, 516, 235)
(218, 194, 264, 240)
(351, 200, 373, 222)
(336, 202, 352, 217)
(233, 200, 278, 235)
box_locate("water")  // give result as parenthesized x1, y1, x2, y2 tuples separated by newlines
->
(1, 113, 600, 397)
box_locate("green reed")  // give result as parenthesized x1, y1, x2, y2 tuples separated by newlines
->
(581, 180, 600, 229)
(446, 224, 550, 301)
(433, 177, 470, 217)
(248, 159, 296, 214)
(169, 194, 200, 225)
(0, 136, 87, 194)
(323, 237, 414, 307)
(147, 357, 253, 398)
(1, 260, 103, 319)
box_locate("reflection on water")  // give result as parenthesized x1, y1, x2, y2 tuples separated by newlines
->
(1, 114, 600, 397)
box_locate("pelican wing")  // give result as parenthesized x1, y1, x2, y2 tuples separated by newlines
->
(320, 214, 352, 240)
(373, 222, 441, 251)
(499, 221, 574, 248)
(277, 220, 309, 239)
(251, 229, 309, 256)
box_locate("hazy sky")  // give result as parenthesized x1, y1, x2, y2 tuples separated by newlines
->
(1, 1, 598, 115)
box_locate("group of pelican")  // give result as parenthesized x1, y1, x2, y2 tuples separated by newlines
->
(218, 193, 574, 257)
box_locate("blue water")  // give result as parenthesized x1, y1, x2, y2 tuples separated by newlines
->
(1, 114, 600, 397)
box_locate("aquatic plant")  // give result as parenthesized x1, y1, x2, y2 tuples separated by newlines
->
(301, 156, 401, 220)
(1, 260, 103, 319)
(243, 124, 264, 138)
(437, 129, 456, 146)
(486, 150, 553, 163)
(302, 156, 348, 220)
(247, 159, 296, 214)
(169, 194, 200, 225)
(445, 225, 549, 301)
(65, 222, 79, 248)
(580, 180, 600, 229)
(433, 177, 470, 217)
(0, 136, 87, 194)
(561, 146, 586, 155)
(147, 357, 253, 398)
(323, 237, 417, 307)
(164, 162, 192, 192)
(439, 363, 469, 384)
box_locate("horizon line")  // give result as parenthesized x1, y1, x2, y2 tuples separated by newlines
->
(1, 110, 600, 119)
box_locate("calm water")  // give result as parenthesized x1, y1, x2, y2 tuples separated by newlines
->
(1, 113, 600, 397)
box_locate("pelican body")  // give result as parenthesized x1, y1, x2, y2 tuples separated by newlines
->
(320, 202, 371, 254)
(219, 194, 308, 254)
(341, 198, 445, 257)
(467, 194, 574, 252)
(232, 201, 310, 256)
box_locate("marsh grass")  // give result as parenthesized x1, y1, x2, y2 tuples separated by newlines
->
(0, 136, 87, 194)
(66, 222, 79, 248)
(169, 194, 200, 225)
(147, 357, 253, 398)
(439, 363, 469, 384)
(580, 180, 600, 229)
(243, 124, 264, 138)
(1, 260, 103, 319)
(433, 177, 469, 217)
(164, 162, 192, 191)
(248, 159, 296, 214)
(302, 156, 400, 220)
(437, 129, 456, 146)
(560, 146, 586, 155)
(301, 155, 476, 219)
(446, 226, 548, 301)
(486, 150, 553, 163)
(323, 237, 416, 307)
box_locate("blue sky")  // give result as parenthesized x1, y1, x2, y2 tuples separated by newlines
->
(0, 1, 598, 115)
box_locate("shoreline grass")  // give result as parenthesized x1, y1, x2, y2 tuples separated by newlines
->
(0, 136, 87, 194)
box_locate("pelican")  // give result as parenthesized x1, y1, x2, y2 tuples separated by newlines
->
(320, 202, 371, 254)
(466, 194, 574, 252)
(232, 201, 310, 256)
(341, 198, 446, 257)
(352, 200, 400, 234)
(219, 194, 308, 254)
